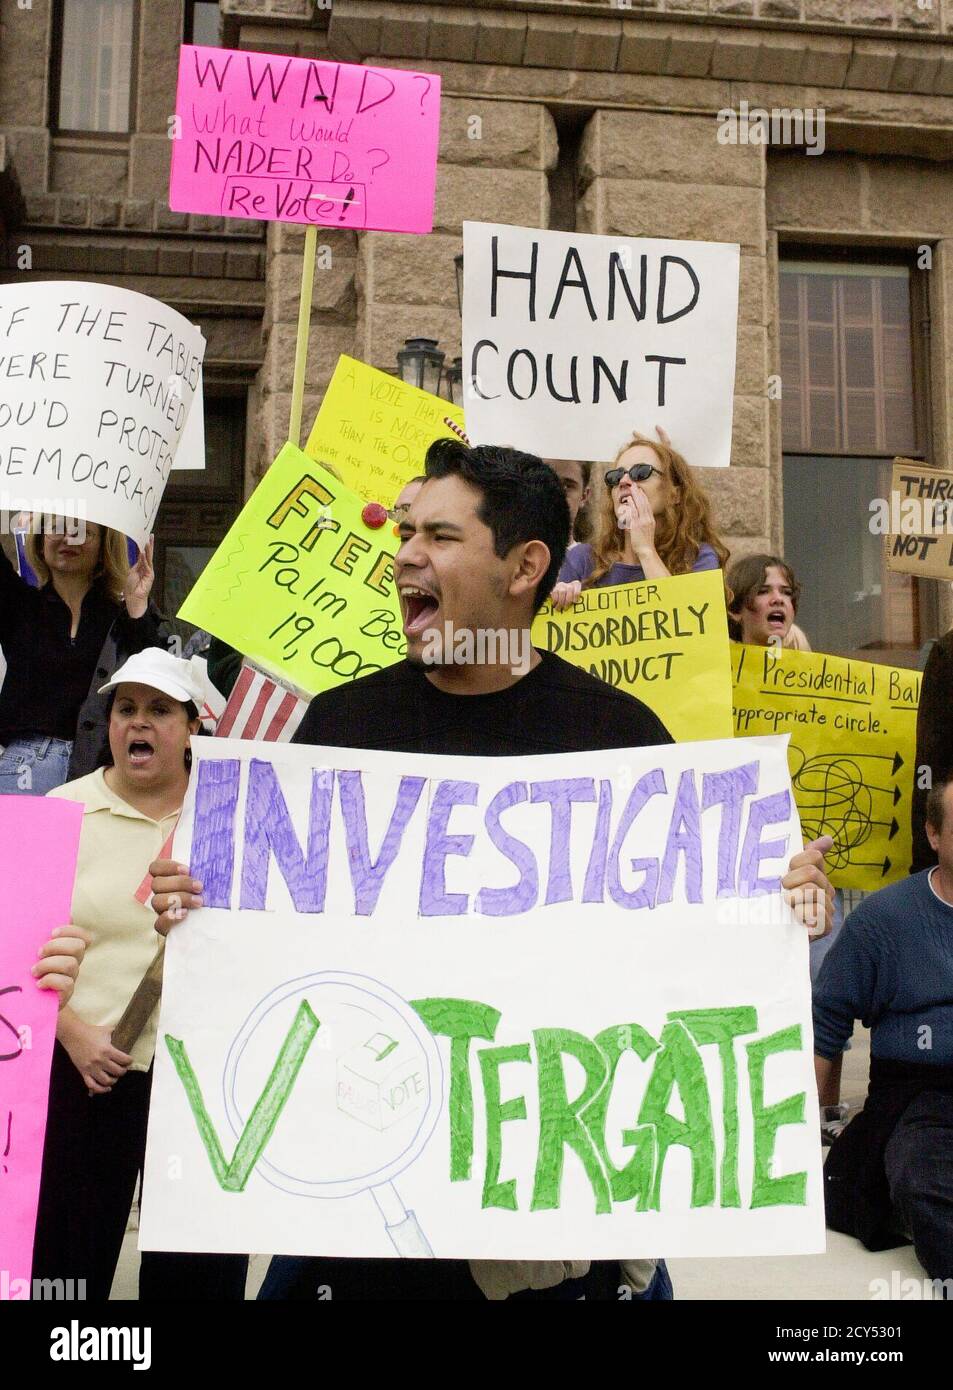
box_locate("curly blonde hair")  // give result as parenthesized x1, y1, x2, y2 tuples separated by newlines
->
(25, 518, 130, 601)
(585, 433, 729, 587)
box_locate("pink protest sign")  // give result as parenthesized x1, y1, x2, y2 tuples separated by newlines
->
(0, 796, 83, 1299)
(170, 46, 440, 234)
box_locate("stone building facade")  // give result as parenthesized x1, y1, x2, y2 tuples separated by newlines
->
(2, 0, 953, 656)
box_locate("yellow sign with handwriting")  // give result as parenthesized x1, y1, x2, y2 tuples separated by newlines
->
(305, 354, 467, 510)
(179, 442, 405, 696)
(532, 570, 733, 743)
(731, 642, 921, 890)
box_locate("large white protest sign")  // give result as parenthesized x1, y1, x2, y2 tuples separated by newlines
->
(141, 735, 824, 1260)
(463, 222, 740, 468)
(0, 283, 205, 544)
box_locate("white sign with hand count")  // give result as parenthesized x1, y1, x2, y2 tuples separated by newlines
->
(463, 222, 740, 469)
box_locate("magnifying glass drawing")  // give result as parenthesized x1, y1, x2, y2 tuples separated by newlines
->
(223, 971, 443, 1257)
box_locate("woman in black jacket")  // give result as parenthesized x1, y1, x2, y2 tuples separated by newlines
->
(0, 515, 166, 794)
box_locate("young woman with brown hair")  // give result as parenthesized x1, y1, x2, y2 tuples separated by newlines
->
(550, 431, 729, 608)
(726, 553, 812, 651)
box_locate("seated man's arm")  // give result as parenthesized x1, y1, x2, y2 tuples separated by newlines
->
(814, 1053, 838, 1100)
(812, 912, 880, 1063)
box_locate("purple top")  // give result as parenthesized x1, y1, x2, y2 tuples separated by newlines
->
(557, 541, 720, 588)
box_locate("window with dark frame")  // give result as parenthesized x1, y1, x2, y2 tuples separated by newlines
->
(54, 0, 136, 135)
(779, 258, 932, 665)
(185, 1, 222, 46)
(155, 390, 248, 648)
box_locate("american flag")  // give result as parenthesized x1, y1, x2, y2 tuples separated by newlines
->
(215, 662, 310, 742)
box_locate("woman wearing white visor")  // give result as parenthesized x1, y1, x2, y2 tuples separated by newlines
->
(33, 647, 247, 1301)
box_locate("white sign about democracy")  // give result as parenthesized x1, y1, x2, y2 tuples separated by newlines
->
(463, 222, 740, 468)
(0, 282, 205, 543)
(140, 734, 824, 1260)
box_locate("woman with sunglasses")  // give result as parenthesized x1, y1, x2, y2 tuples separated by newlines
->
(549, 431, 729, 609)
(0, 514, 165, 794)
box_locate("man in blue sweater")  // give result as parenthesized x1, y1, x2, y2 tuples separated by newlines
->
(815, 774, 953, 1282)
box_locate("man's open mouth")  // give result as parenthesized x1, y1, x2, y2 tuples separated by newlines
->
(400, 586, 439, 636)
(128, 739, 156, 767)
(767, 611, 787, 627)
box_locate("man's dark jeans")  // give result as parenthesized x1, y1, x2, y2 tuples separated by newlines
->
(885, 1090, 953, 1293)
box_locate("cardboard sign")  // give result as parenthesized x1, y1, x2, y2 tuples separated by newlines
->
(883, 458, 953, 581)
(170, 46, 440, 234)
(140, 735, 824, 1260)
(731, 643, 921, 890)
(0, 796, 83, 1298)
(0, 282, 205, 546)
(178, 442, 403, 695)
(462, 222, 740, 468)
(305, 355, 467, 511)
(532, 571, 733, 743)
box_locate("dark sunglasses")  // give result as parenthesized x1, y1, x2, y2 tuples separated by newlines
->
(604, 463, 664, 488)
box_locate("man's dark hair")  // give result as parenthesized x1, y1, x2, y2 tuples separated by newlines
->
(423, 439, 570, 613)
(926, 772, 953, 835)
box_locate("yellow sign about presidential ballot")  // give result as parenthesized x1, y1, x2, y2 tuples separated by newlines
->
(532, 570, 733, 742)
(731, 642, 921, 890)
(305, 355, 467, 510)
(179, 443, 404, 696)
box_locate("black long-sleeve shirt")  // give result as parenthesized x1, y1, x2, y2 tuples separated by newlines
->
(293, 649, 674, 757)
(911, 630, 953, 873)
(0, 543, 163, 745)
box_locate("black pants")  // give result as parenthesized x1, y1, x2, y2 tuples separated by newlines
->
(32, 1042, 248, 1301)
(257, 1256, 652, 1301)
(885, 1091, 953, 1289)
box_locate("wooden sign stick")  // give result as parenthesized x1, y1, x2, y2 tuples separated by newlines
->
(288, 224, 319, 448)
(111, 941, 165, 1055)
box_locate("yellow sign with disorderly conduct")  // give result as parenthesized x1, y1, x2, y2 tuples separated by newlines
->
(179, 442, 405, 696)
(731, 642, 921, 891)
(532, 569, 734, 743)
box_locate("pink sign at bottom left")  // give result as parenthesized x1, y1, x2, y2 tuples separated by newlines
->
(0, 795, 83, 1299)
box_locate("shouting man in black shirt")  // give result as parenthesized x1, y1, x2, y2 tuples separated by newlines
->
(151, 440, 834, 1301)
(294, 439, 671, 756)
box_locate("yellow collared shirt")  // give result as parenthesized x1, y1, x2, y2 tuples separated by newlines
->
(48, 768, 179, 1072)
